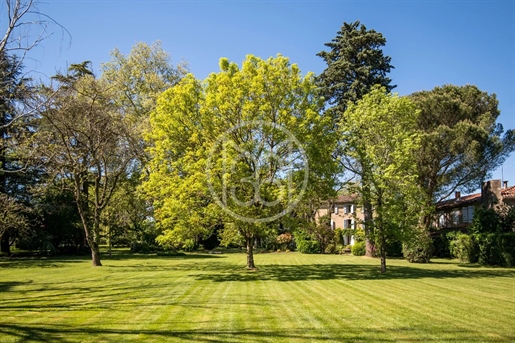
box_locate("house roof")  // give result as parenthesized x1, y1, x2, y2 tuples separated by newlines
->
(436, 193, 482, 210)
(319, 194, 359, 208)
(334, 194, 359, 203)
(436, 185, 515, 210)
(502, 185, 515, 199)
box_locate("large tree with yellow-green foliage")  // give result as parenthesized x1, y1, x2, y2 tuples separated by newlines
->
(144, 54, 336, 268)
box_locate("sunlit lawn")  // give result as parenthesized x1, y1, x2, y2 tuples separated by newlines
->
(1, 250, 514, 342)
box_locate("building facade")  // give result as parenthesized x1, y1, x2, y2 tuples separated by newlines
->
(316, 180, 515, 243)
(316, 194, 364, 245)
(434, 179, 515, 230)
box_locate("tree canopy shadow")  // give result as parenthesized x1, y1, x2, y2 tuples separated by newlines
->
(0, 322, 513, 343)
(0, 252, 224, 269)
(192, 263, 515, 282)
(0, 281, 31, 292)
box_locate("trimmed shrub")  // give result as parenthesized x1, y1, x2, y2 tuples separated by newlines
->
(130, 241, 154, 253)
(324, 243, 336, 254)
(296, 238, 321, 254)
(474, 232, 515, 266)
(351, 241, 366, 256)
(403, 232, 433, 263)
(449, 233, 477, 263)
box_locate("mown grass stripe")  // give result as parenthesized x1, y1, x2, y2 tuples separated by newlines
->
(1, 252, 515, 342)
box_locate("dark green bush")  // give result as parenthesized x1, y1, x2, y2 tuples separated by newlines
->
(296, 237, 321, 254)
(432, 233, 452, 258)
(473, 232, 515, 266)
(130, 241, 156, 253)
(475, 233, 502, 266)
(499, 233, 515, 267)
(385, 240, 403, 257)
(351, 241, 366, 256)
(402, 232, 433, 263)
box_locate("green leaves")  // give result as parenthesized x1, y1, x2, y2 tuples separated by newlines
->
(340, 86, 426, 258)
(144, 54, 335, 258)
(410, 84, 515, 203)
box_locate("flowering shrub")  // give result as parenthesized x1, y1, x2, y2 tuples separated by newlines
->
(276, 233, 293, 251)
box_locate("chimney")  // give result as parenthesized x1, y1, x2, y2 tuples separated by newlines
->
(503, 180, 508, 189)
(455, 191, 461, 200)
(482, 180, 502, 209)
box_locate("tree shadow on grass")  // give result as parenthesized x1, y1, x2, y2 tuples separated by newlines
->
(192, 263, 515, 282)
(0, 281, 30, 292)
(0, 323, 513, 343)
(0, 252, 224, 269)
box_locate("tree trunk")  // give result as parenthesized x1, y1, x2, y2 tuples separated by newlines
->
(90, 241, 102, 267)
(246, 237, 256, 269)
(364, 201, 376, 257)
(379, 233, 387, 273)
(1, 233, 10, 255)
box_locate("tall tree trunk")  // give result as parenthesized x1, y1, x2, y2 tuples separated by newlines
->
(379, 229, 387, 273)
(1, 233, 10, 255)
(74, 174, 102, 266)
(246, 237, 256, 269)
(364, 201, 376, 257)
(362, 181, 376, 257)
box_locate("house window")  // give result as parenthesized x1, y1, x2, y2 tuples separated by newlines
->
(334, 206, 338, 214)
(342, 204, 354, 214)
(462, 207, 469, 223)
(466, 206, 474, 223)
(438, 213, 445, 227)
(330, 219, 335, 230)
(452, 210, 459, 225)
(344, 219, 353, 229)
(462, 206, 475, 223)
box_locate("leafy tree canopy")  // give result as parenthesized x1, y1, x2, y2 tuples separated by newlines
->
(144, 54, 335, 268)
(341, 86, 425, 272)
(410, 84, 515, 204)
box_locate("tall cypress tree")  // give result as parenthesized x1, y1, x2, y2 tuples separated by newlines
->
(317, 21, 395, 122)
(317, 21, 395, 257)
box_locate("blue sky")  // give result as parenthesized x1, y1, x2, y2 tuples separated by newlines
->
(22, 0, 515, 193)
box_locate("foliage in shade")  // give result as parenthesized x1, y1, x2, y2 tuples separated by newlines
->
(30, 66, 139, 266)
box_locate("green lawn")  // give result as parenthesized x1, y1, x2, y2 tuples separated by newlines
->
(1, 251, 514, 342)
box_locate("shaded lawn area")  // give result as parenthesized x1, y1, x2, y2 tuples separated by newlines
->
(1, 252, 514, 342)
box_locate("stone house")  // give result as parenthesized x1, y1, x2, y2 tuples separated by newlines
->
(434, 179, 515, 230)
(315, 194, 364, 245)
